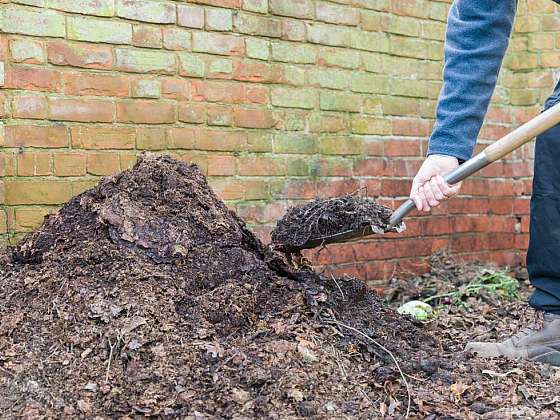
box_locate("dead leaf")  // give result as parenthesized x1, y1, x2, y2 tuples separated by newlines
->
(482, 368, 524, 378)
(297, 341, 318, 363)
(232, 388, 250, 404)
(450, 382, 470, 400)
(287, 388, 304, 402)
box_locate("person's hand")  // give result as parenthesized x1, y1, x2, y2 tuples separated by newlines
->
(410, 155, 461, 212)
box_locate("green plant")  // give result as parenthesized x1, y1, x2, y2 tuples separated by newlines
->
(423, 269, 520, 307)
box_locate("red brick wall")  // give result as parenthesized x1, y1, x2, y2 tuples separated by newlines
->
(0, 0, 554, 287)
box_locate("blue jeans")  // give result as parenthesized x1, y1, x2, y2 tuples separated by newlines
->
(527, 80, 560, 314)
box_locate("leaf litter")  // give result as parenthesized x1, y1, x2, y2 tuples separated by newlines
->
(0, 154, 559, 418)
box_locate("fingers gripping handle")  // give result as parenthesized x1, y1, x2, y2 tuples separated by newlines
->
(389, 101, 560, 228)
(388, 153, 489, 227)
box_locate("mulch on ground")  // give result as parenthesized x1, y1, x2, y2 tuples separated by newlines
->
(1, 154, 559, 418)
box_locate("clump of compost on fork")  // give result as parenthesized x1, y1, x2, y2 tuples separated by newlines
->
(271, 195, 400, 251)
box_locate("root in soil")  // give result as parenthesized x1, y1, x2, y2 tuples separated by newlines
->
(271, 195, 400, 251)
(1, 154, 558, 418)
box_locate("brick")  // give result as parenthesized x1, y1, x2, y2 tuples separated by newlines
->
(9, 39, 44, 64)
(195, 129, 248, 151)
(274, 133, 317, 154)
(389, 78, 427, 98)
(192, 80, 245, 103)
(12, 95, 48, 119)
(15, 208, 51, 231)
(115, 48, 176, 74)
(132, 79, 161, 98)
(189, 0, 241, 8)
(308, 68, 348, 90)
(49, 98, 114, 123)
(163, 28, 192, 51)
(246, 38, 270, 60)
(319, 136, 363, 155)
(178, 104, 206, 123)
(318, 47, 360, 69)
(54, 153, 87, 176)
(245, 85, 269, 104)
(5, 181, 73, 205)
(64, 72, 129, 97)
(1, 7, 65, 37)
(136, 127, 166, 150)
(421, 21, 445, 41)
(309, 113, 347, 133)
(320, 92, 362, 112)
(271, 42, 316, 64)
(87, 153, 121, 176)
(162, 78, 190, 100)
(382, 96, 419, 116)
(350, 30, 389, 52)
(133, 25, 163, 49)
(361, 52, 384, 73)
(307, 23, 349, 47)
(47, 0, 114, 16)
(208, 57, 233, 77)
(13, 207, 46, 234)
(272, 87, 316, 109)
(71, 126, 135, 149)
(316, 2, 360, 26)
(351, 116, 391, 134)
(234, 13, 282, 38)
(178, 4, 205, 29)
(233, 61, 282, 83)
(177, 53, 205, 78)
(384, 139, 420, 156)
(270, 0, 314, 18)
(116, 0, 176, 23)
(283, 65, 305, 86)
(351, 73, 388, 94)
(207, 105, 233, 126)
(166, 127, 196, 149)
(243, 0, 268, 13)
(17, 152, 51, 176)
(282, 20, 306, 41)
(360, 10, 382, 31)
(192, 32, 244, 56)
(239, 156, 285, 176)
(234, 108, 276, 128)
(67, 16, 132, 44)
(208, 155, 236, 176)
(390, 35, 429, 59)
(392, 118, 430, 136)
(382, 15, 420, 37)
(206, 8, 233, 31)
(391, 0, 429, 19)
(5, 125, 68, 148)
(117, 100, 175, 124)
(5, 67, 61, 92)
(47, 40, 113, 69)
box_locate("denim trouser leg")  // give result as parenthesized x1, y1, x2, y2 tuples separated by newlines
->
(527, 82, 560, 314)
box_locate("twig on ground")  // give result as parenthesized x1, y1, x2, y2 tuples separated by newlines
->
(329, 319, 411, 418)
(105, 336, 120, 384)
(331, 275, 346, 301)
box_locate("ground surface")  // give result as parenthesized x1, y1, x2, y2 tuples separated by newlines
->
(0, 154, 559, 418)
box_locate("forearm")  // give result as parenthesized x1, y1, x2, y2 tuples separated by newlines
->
(428, 0, 517, 162)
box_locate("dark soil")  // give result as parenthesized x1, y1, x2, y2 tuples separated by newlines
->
(271, 196, 400, 251)
(1, 154, 559, 418)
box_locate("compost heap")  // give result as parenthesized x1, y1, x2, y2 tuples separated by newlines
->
(271, 196, 399, 251)
(1, 154, 557, 418)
